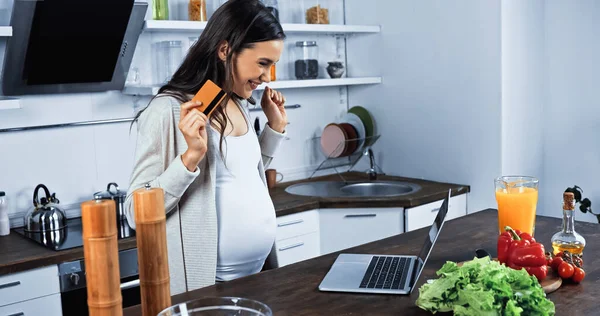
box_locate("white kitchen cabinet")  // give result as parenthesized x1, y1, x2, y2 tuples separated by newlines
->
(0, 293, 62, 316)
(319, 207, 404, 255)
(275, 232, 320, 267)
(404, 193, 468, 232)
(0, 265, 60, 307)
(275, 210, 319, 242)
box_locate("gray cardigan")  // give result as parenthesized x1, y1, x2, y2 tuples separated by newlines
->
(125, 95, 286, 295)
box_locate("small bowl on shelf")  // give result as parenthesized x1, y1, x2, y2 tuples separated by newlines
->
(157, 297, 272, 316)
(326, 61, 345, 79)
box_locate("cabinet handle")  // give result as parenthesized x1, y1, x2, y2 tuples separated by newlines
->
(0, 281, 21, 290)
(344, 214, 376, 218)
(431, 208, 440, 213)
(8, 313, 25, 316)
(120, 279, 140, 290)
(278, 219, 304, 227)
(278, 242, 304, 251)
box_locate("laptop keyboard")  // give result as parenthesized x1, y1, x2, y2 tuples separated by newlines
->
(359, 256, 410, 290)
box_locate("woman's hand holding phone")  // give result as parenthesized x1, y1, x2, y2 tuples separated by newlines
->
(179, 100, 208, 172)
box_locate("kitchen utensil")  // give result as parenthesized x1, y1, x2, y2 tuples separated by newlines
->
(94, 182, 127, 222)
(348, 106, 376, 146)
(266, 169, 284, 189)
(134, 184, 171, 316)
(343, 112, 365, 153)
(320, 123, 347, 158)
(157, 297, 273, 316)
(81, 199, 123, 316)
(24, 184, 67, 233)
(457, 257, 562, 294)
(339, 123, 358, 156)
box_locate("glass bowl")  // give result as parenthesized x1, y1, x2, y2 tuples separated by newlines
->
(157, 297, 273, 316)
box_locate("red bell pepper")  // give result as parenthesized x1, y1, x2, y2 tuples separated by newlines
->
(497, 226, 536, 264)
(498, 226, 548, 281)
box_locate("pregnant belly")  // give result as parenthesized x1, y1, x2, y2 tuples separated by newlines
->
(216, 181, 277, 265)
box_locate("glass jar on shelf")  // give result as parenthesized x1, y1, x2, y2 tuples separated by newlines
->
(305, 0, 329, 24)
(153, 41, 183, 84)
(189, 0, 208, 21)
(294, 41, 319, 80)
(153, 0, 169, 20)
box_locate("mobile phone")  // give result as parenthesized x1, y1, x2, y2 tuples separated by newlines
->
(191, 79, 226, 116)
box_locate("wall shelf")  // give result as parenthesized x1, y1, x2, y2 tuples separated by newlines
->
(122, 77, 382, 96)
(0, 26, 12, 37)
(144, 20, 380, 34)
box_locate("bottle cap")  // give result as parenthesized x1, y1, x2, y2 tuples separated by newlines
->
(563, 192, 575, 210)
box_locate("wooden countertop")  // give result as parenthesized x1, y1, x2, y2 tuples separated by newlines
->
(124, 209, 599, 316)
(0, 172, 468, 276)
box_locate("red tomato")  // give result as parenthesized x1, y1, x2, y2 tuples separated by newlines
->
(551, 257, 564, 271)
(558, 262, 575, 279)
(572, 267, 585, 283)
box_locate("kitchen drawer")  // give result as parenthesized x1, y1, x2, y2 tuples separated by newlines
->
(0, 265, 59, 307)
(276, 210, 319, 241)
(275, 232, 320, 267)
(320, 207, 404, 255)
(0, 293, 62, 316)
(405, 193, 467, 232)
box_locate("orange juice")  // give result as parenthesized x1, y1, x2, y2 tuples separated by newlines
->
(495, 187, 538, 235)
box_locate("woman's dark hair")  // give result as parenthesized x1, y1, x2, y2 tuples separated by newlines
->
(132, 0, 285, 158)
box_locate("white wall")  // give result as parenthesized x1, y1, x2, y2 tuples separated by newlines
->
(0, 0, 353, 225)
(542, 0, 600, 223)
(345, 0, 503, 214)
(501, 0, 544, 179)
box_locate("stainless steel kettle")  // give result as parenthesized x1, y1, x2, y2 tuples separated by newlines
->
(24, 184, 67, 232)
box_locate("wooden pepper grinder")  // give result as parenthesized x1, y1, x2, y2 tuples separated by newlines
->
(81, 199, 123, 316)
(134, 183, 171, 316)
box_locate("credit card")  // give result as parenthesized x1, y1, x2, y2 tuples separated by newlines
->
(191, 79, 226, 116)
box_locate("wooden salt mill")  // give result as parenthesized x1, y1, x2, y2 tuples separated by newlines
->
(81, 199, 123, 316)
(134, 183, 171, 316)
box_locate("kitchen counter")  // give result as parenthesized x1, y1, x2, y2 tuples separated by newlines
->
(271, 171, 470, 217)
(124, 209, 599, 316)
(0, 172, 468, 276)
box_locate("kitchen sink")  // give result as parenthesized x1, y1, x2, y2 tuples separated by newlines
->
(284, 180, 421, 198)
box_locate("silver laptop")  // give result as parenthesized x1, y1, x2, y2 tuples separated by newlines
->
(318, 189, 451, 295)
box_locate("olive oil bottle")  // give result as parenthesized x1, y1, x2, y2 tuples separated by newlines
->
(551, 192, 586, 255)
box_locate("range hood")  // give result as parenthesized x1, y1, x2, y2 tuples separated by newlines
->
(2, 0, 147, 96)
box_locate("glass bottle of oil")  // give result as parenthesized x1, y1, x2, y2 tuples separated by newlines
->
(551, 192, 586, 255)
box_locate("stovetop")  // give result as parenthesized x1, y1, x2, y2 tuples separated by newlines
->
(13, 217, 136, 251)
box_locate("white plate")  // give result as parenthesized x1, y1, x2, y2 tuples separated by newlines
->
(343, 112, 366, 153)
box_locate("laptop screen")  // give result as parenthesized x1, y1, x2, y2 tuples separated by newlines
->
(417, 197, 448, 263)
(409, 190, 451, 292)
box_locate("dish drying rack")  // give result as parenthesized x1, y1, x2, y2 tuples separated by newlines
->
(308, 134, 382, 181)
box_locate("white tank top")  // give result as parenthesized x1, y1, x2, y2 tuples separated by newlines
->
(214, 127, 277, 282)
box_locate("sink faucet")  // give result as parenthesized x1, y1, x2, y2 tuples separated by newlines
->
(366, 149, 377, 180)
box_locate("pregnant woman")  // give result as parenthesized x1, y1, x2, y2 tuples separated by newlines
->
(125, 0, 288, 295)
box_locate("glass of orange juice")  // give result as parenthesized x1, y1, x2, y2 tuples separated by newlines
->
(494, 176, 539, 236)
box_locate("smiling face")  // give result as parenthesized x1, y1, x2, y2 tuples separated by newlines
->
(230, 40, 284, 99)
